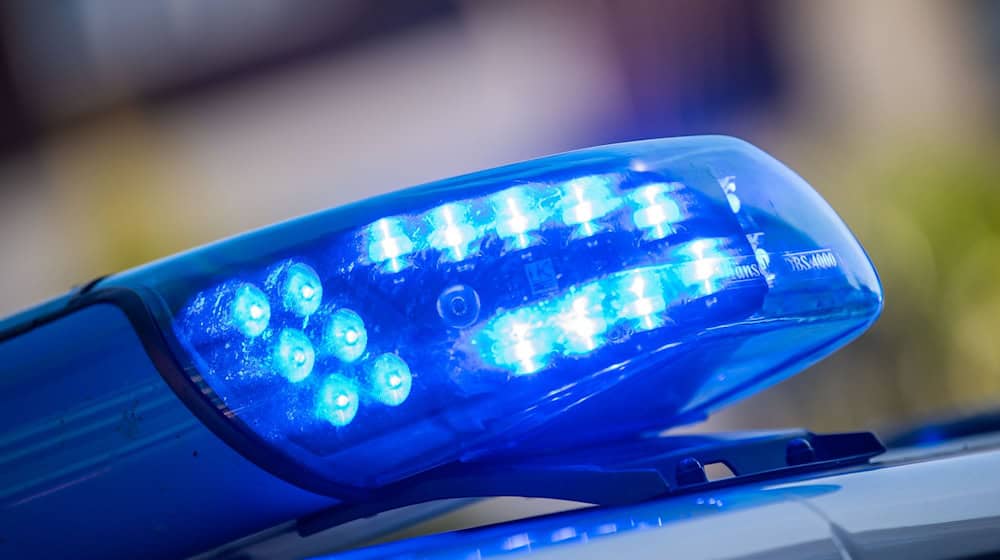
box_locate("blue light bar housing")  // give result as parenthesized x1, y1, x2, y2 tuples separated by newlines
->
(95, 136, 881, 496)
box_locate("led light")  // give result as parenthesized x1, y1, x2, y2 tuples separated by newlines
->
(617, 270, 667, 331)
(481, 309, 555, 375)
(367, 353, 413, 406)
(491, 186, 551, 250)
(678, 238, 731, 295)
(275, 262, 323, 316)
(324, 309, 368, 363)
(427, 203, 480, 262)
(367, 217, 415, 273)
(230, 284, 270, 337)
(317, 375, 360, 427)
(273, 328, 315, 382)
(555, 285, 609, 354)
(629, 183, 683, 240)
(559, 175, 622, 237)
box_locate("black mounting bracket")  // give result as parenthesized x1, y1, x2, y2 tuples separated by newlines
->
(298, 429, 884, 536)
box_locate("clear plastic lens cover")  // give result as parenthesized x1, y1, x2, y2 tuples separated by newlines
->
(105, 136, 882, 491)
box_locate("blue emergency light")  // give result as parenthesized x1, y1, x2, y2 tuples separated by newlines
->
(0, 136, 882, 559)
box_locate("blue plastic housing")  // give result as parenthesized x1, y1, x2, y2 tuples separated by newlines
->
(101, 136, 882, 492)
(0, 304, 337, 559)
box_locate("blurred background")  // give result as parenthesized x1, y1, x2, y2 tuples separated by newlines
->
(1, 0, 999, 546)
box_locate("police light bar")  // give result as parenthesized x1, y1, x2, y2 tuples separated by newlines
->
(0, 136, 882, 559)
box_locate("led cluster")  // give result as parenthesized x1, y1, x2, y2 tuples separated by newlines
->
(476, 239, 735, 375)
(183, 176, 705, 427)
(184, 260, 413, 428)
(362, 177, 690, 272)
(312, 351, 414, 427)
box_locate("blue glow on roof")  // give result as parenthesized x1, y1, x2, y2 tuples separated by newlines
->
(558, 175, 622, 237)
(273, 328, 315, 383)
(427, 202, 480, 262)
(317, 375, 360, 427)
(366, 217, 415, 273)
(312, 479, 843, 559)
(323, 309, 368, 363)
(367, 353, 412, 406)
(629, 183, 684, 240)
(229, 284, 270, 337)
(275, 262, 323, 317)
(154, 136, 882, 490)
(490, 185, 552, 250)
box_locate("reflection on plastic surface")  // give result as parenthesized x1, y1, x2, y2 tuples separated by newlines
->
(104, 136, 882, 491)
(315, 485, 841, 559)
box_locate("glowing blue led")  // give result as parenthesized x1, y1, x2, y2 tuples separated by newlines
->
(367, 217, 415, 273)
(482, 309, 556, 375)
(490, 186, 551, 250)
(323, 308, 368, 363)
(427, 203, 480, 262)
(477, 254, 740, 375)
(617, 270, 667, 331)
(559, 175, 622, 237)
(272, 328, 315, 383)
(367, 353, 412, 406)
(230, 284, 270, 337)
(555, 285, 609, 354)
(678, 238, 731, 295)
(279, 262, 323, 316)
(629, 183, 684, 240)
(317, 375, 360, 427)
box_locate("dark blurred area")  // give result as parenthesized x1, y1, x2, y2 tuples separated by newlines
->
(1, 0, 999, 535)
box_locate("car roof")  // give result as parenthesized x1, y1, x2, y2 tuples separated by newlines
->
(320, 437, 1000, 559)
